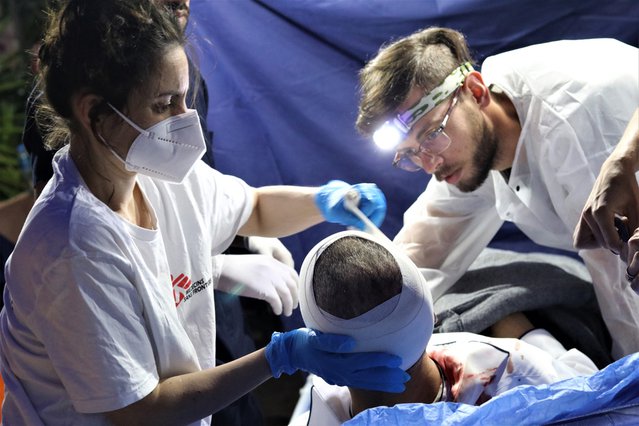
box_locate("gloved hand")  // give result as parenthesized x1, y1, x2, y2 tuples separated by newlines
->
(247, 236, 295, 268)
(265, 328, 409, 393)
(215, 254, 299, 316)
(315, 180, 387, 230)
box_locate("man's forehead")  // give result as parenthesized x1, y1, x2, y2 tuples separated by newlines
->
(372, 62, 473, 150)
(399, 87, 449, 126)
(398, 62, 473, 128)
(398, 86, 429, 115)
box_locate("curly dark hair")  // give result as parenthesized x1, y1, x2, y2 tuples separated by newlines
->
(36, 0, 185, 148)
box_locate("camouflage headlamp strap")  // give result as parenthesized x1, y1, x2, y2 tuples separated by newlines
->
(398, 61, 474, 129)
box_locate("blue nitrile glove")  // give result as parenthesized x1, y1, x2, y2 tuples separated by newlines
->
(315, 180, 387, 230)
(265, 328, 409, 393)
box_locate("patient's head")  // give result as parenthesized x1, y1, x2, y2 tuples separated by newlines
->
(312, 236, 402, 319)
(299, 230, 434, 371)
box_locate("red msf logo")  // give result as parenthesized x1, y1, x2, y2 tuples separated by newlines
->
(172, 273, 192, 306)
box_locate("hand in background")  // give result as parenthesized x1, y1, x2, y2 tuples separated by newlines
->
(216, 254, 299, 316)
(247, 236, 294, 268)
(574, 155, 639, 254)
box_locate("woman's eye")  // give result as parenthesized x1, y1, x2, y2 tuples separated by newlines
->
(154, 103, 171, 113)
(153, 95, 181, 114)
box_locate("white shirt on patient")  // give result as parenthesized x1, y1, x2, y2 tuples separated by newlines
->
(290, 329, 597, 426)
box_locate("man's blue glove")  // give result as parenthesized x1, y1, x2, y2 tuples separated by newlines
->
(265, 328, 409, 393)
(315, 180, 386, 230)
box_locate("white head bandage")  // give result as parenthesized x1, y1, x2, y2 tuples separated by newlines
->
(299, 230, 434, 371)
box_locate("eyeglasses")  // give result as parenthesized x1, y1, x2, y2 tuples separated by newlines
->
(392, 88, 460, 172)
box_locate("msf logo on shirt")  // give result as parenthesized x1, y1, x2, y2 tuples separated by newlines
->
(172, 273, 212, 307)
(172, 273, 192, 307)
(171, 274, 193, 306)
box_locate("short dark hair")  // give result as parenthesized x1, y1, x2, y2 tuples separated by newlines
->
(37, 0, 185, 148)
(312, 236, 402, 319)
(356, 27, 474, 136)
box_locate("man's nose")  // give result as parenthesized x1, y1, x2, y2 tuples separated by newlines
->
(419, 152, 443, 174)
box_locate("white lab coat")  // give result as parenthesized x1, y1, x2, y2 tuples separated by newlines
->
(394, 38, 639, 359)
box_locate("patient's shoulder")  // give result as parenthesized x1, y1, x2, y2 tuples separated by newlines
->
(307, 375, 351, 426)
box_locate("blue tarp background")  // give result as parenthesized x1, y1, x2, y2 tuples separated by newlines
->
(189, 0, 639, 269)
(188, 4, 639, 421)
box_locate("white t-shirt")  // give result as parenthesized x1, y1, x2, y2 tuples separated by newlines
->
(0, 146, 253, 425)
(394, 38, 639, 358)
(293, 330, 597, 426)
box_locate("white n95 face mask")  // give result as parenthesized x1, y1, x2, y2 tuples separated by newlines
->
(106, 103, 206, 183)
(299, 230, 434, 371)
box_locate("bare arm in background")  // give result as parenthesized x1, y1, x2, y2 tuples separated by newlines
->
(574, 108, 639, 267)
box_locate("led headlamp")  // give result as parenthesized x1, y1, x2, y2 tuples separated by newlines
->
(372, 61, 474, 150)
